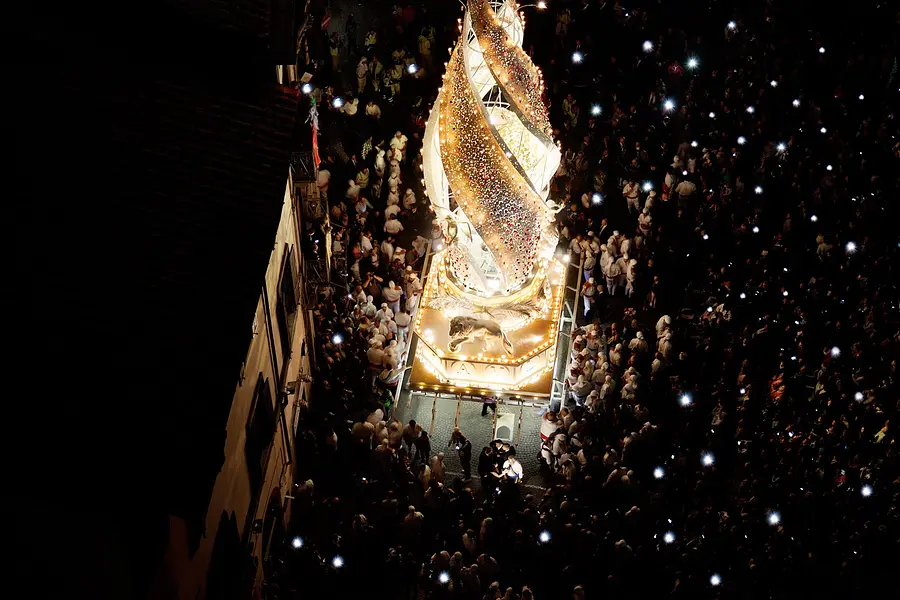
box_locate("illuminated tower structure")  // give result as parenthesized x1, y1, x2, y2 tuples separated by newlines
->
(411, 0, 566, 396)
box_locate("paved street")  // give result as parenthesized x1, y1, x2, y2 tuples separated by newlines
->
(393, 392, 549, 493)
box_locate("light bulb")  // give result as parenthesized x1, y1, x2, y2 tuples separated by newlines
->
(746, 105, 755, 114)
(291, 536, 304, 549)
(679, 393, 692, 407)
(710, 574, 722, 586)
(702, 453, 715, 467)
(792, 99, 801, 107)
(737, 136, 746, 145)
(663, 99, 675, 111)
(663, 531, 676, 544)
(591, 104, 601, 115)
(643, 40, 654, 52)
(653, 467, 665, 479)
(301, 83, 313, 94)
(571, 51, 583, 64)
(861, 485, 873, 497)
(768, 512, 781, 526)
(539, 530, 551, 543)
(332, 555, 345, 568)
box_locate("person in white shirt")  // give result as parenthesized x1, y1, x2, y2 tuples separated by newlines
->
(316, 168, 331, 196)
(393, 246, 407, 265)
(606, 253, 622, 296)
(638, 207, 653, 235)
(384, 203, 401, 219)
(656, 314, 671, 338)
(390, 131, 409, 162)
(625, 258, 637, 297)
(403, 188, 416, 210)
(628, 331, 648, 354)
(384, 214, 404, 235)
(341, 97, 359, 116)
(381, 237, 395, 262)
(583, 250, 596, 282)
(382, 281, 403, 314)
(581, 278, 596, 317)
(374, 147, 386, 177)
(360, 232, 374, 254)
(366, 100, 381, 120)
(394, 307, 411, 343)
(346, 179, 361, 201)
(356, 58, 369, 93)
(387, 185, 400, 207)
(501, 449, 523, 483)
(623, 180, 641, 213)
(568, 234, 584, 258)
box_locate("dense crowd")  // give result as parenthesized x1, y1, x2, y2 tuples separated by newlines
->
(271, 1, 898, 599)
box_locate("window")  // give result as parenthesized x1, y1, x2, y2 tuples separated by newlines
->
(245, 374, 276, 496)
(275, 245, 300, 358)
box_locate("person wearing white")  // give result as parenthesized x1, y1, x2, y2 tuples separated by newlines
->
(606, 253, 622, 296)
(366, 101, 381, 120)
(394, 307, 411, 343)
(623, 180, 641, 213)
(583, 250, 596, 282)
(638, 208, 653, 235)
(385, 203, 401, 219)
(356, 58, 369, 93)
(360, 231, 374, 254)
(403, 188, 416, 210)
(384, 215, 404, 235)
(390, 131, 408, 162)
(581, 278, 596, 317)
(317, 168, 331, 196)
(628, 331, 648, 354)
(363, 295, 377, 318)
(375, 303, 394, 323)
(383, 281, 403, 314)
(374, 148, 386, 177)
(346, 179, 361, 201)
(501, 452, 523, 483)
(381, 238, 394, 262)
(656, 314, 671, 338)
(341, 97, 358, 116)
(625, 258, 637, 297)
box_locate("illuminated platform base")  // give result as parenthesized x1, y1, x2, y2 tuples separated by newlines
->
(409, 253, 566, 398)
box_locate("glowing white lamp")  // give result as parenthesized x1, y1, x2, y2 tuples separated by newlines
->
(702, 453, 715, 467)
(727, 21, 736, 29)
(861, 485, 873, 497)
(642, 40, 654, 52)
(301, 83, 313, 94)
(539, 530, 551, 543)
(845, 242, 857, 255)
(332, 555, 345, 568)
(792, 99, 800, 107)
(746, 105, 755, 114)
(663, 531, 676, 544)
(737, 136, 746, 145)
(663, 99, 675, 112)
(591, 104, 602, 116)
(291, 536, 304, 549)
(710, 574, 722, 586)
(768, 512, 781, 526)
(571, 51, 583, 64)
(679, 393, 692, 407)
(438, 571, 450, 584)
(332, 97, 344, 109)
(754, 186, 763, 194)
(591, 193, 603, 205)
(653, 467, 665, 479)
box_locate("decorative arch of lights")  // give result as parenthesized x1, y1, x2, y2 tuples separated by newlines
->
(412, 0, 565, 396)
(422, 0, 561, 298)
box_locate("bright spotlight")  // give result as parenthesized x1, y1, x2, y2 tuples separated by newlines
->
(332, 333, 343, 344)
(782, 290, 789, 297)
(691, 140, 698, 147)
(754, 186, 763, 194)
(810, 215, 818, 222)
(591, 192, 603, 205)
(820, 126, 827, 134)
(407, 63, 419, 74)
(591, 104, 602, 116)
(653, 467, 665, 479)
(826, 164, 833, 171)
(291, 536, 304, 549)
(642, 181, 653, 191)
(571, 51, 583, 64)
(331, 97, 344, 109)
(301, 83, 313, 95)
(332, 555, 345, 568)
(727, 21, 736, 29)
(776, 143, 786, 152)
(663, 99, 675, 112)
(792, 99, 801, 107)
(740, 292, 746, 299)
(537, 0, 547, 8)
(643, 40, 654, 52)
(818, 46, 825, 54)
(858, 94, 864, 100)
(710, 574, 722, 586)
(702, 453, 715, 467)
(844, 241, 857, 254)
(708, 111, 716, 118)
(663, 531, 676, 544)
(679, 393, 692, 407)
(438, 571, 450, 584)
(539, 530, 551, 543)
(739, 388, 746, 395)
(830, 346, 841, 358)
(861, 485, 873, 497)
(770, 80, 778, 88)
(746, 105, 755, 114)
(687, 57, 698, 69)
(737, 136, 746, 145)
(768, 512, 781, 526)
(753, 226, 760, 233)
(855, 392, 864, 401)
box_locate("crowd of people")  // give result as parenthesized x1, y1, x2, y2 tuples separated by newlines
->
(269, 1, 898, 598)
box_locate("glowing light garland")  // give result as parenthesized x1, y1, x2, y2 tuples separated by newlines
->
(423, 0, 560, 295)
